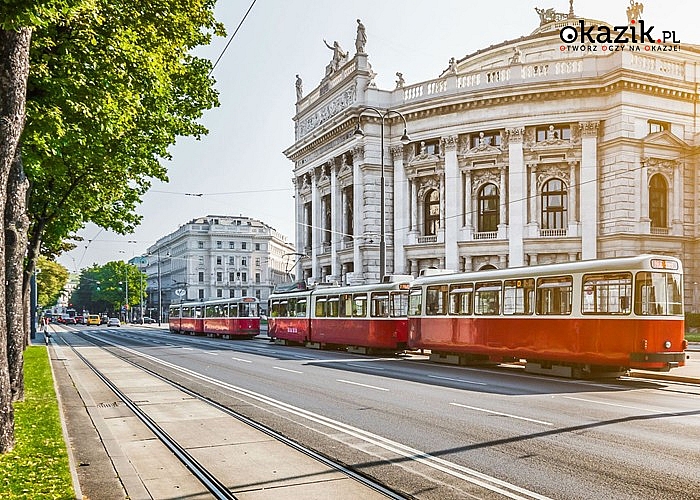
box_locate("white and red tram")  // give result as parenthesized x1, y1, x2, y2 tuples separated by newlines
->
(407, 255, 687, 376)
(268, 277, 412, 353)
(169, 297, 260, 339)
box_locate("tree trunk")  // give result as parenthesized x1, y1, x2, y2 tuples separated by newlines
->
(0, 26, 32, 454)
(6, 147, 30, 402)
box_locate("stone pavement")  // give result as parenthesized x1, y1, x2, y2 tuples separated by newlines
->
(40, 324, 700, 499)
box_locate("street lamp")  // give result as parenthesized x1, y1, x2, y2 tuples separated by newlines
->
(353, 107, 410, 282)
(157, 248, 162, 325)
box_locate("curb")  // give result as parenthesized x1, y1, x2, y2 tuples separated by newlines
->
(628, 371, 699, 384)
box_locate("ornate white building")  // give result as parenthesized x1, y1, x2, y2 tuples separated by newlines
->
(284, 5, 700, 310)
(144, 215, 295, 317)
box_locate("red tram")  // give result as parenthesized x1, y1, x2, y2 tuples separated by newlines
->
(168, 297, 260, 339)
(407, 255, 687, 377)
(268, 277, 412, 353)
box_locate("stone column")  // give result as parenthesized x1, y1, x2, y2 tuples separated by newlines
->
(443, 135, 459, 271)
(410, 179, 418, 233)
(330, 159, 340, 279)
(568, 160, 579, 236)
(528, 163, 538, 237)
(311, 167, 320, 279)
(498, 166, 508, 239)
(639, 158, 650, 233)
(507, 127, 525, 266)
(352, 145, 365, 280)
(672, 160, 682, 235)
(293, 176, 304, 281)
(579, 121, 599, 259)
(392, 145, 407, 274)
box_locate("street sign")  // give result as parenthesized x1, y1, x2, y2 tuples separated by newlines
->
(174, 289, 186, 297)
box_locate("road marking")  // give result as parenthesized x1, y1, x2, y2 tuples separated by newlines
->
(273, 366, 303, 374)
(337, 379, 389, 391)
(450, 403, 554, 426)
(206, 351, 219, 356)
(429, 375, 487, 386)
(347, 363, 385, 370)
(562, 396, 656, 412)
(232, 357, 252, 363)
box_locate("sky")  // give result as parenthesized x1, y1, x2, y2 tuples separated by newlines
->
(56, 0, 697, 273)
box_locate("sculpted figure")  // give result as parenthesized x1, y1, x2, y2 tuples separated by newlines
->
(295, 74, 303, 101)
(324, 39, 347, 72)
(355, 19, 367, 53)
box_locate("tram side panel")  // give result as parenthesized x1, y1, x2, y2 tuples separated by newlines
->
(309, 317, 407, 350)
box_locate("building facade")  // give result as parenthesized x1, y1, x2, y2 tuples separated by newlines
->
(284, 6, 700, 310)
(144, 215, 295, 318)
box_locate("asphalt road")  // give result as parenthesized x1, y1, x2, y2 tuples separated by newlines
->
(77, 325, 700, 499)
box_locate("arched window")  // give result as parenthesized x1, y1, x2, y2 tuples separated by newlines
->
(649, 174, 667, 228)
(424, 189, 440, 236)
(541, 178, 567, 230)
(478, 183, 499, 232)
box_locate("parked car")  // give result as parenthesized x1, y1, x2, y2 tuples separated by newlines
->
(141, 317, 156, 324)
(107, 318, 121, 327)
(86, 314, 101, 326)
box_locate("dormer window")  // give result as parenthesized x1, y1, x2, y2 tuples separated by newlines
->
(536, 124, 570, 142)
(415, 139, 440, 156)
(471, 130, 502, 148)
(648, 120, 669, 134)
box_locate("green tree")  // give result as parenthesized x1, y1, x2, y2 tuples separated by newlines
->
(35, 256, 69, 311)
(72, 262, 147, 318)
(1, 0, 222, 453)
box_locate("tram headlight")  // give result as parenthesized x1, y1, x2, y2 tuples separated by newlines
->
(664, 340, 672, 349)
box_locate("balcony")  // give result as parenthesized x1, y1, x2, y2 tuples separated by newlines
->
(650, 227, 669, 236)
(539, 229, 567, 237)
(473, 231, 498, 240)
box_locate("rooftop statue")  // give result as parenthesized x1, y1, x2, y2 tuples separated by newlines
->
(355, 19, 367, 53)
(324, 39, 348, 75)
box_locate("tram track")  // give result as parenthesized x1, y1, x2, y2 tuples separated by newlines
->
(52, 330, 406, 499)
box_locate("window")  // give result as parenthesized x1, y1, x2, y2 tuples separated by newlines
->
(242, 272, 247, 282)
(322, 194, 331, 244)
(425, 285, 448, 315)
(229, 256, 235, 265)
(541, 178, 567, 230)
(649, 174, 667, 228)
(229, 289, 235, 298)
(339, 293, 353, 317)
(242, 242, 247, 250)
(255, 257, 261, 267)
(648, 120, 669, 134)
(503, 279, 535, 315)
(216, 256, 222, 265)
(241, 288, 247, 296)
(536, 276, 573, 315)
(326, 296, 339, 317)
(315, 298, 326, 317)
(536, 124, 571, 142)
(371, 293, 389, 317)
(634, 272, 683, 316)
(216, 272, 222, 282)
(229, 241, 235, 249)
(424, 189, 440, 236)
(408, 288, 422, 316)
(216, 289, 223, 298)
(198, 241, 204, 249)
(582, 273, 632, 315)
(295, 298, 307, 317)
(255, 243, 261, 251)
(255, 273, 260, 283)
(229, 272, 235, 282)
(242, 258, 247, 267)
(344, 186, 354, 237)
(415, 139, 439, 156)
(198, 289, 204, 299)
(216, 240, 222, 249)
(198, 272, 204, 282)
(478, 184, 499, 232)
(255, 290, 261, 299)
(471, 130, 501, 148)
(390, 291, 409, 317)
(449, 283, 473, 315)
(353, 294, 367, 317)
(475, 281, 501, 315)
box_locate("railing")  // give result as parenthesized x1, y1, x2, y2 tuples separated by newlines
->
(650, 227, 669, 236)
(417, 235, 438, 244)
(539, 229, 567, 237)
(472, 231, 498, 240)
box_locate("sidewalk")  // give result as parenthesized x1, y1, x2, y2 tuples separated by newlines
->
(46, 326, 388, 500)
(44, 326, 700, 499)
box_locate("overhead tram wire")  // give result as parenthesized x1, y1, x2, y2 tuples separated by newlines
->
(208, 0, 258, 77)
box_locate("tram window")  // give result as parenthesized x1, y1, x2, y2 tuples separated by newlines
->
(195, 307, 203, 318)
(315, 298, 326, 317)
(182, 307, 190, 318)
(390, 291, 409, 317)
(270, 300, 282, 317)
(296, 298, 307, 317)
(286, 299, 296, 317)
(475, 281, 501, 315)
(634, 272, 683, 316)
(582, 273, 632, 315)
(536, 276, 572, 315)
(503, 279, 535, 315)
(230, 304, 238, 317)
(327, 296, 339, 317)
(340, 294, 353, 317)
(371, 293, 390, 317)
(205, 305, 216, 317)
(351, 294, 366, 317)
(408, 288, 422, 315)
(426, 285, 448, 315)
(449, 283, 473, 315)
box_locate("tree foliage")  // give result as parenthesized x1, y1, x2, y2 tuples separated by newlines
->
(35, 256, 69, 310)
(71, 261, 146, 316)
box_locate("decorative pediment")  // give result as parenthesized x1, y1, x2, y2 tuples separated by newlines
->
(643, 130, 688, 149)
(416, 175, 441, 200)
(407, 142, 440, 166)
(471, 168, 502, 195)
(643, 157, 677, 178)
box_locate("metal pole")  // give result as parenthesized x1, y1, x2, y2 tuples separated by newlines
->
(157, 248, 162, 325)
(30, 270, 37, 340)
(140, 271, 144, 322)
(125, 267, 129, 322)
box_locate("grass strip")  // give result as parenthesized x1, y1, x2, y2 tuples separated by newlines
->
(0, 346, 74, 499)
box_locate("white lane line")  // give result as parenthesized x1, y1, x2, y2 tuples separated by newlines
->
(450, 403, 554, 426)
(429, 375, 487, 386)
(232, 357, 252, 363)
(273, 366, 303, 374)
(562, 396, 656, 412)
(337, 379, 389, 391)
(206, 351, 219, 356)
(347, 363, 385, 370)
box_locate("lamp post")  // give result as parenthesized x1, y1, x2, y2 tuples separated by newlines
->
(353, 107, 410, 282)
(157, 247, 162, 326)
